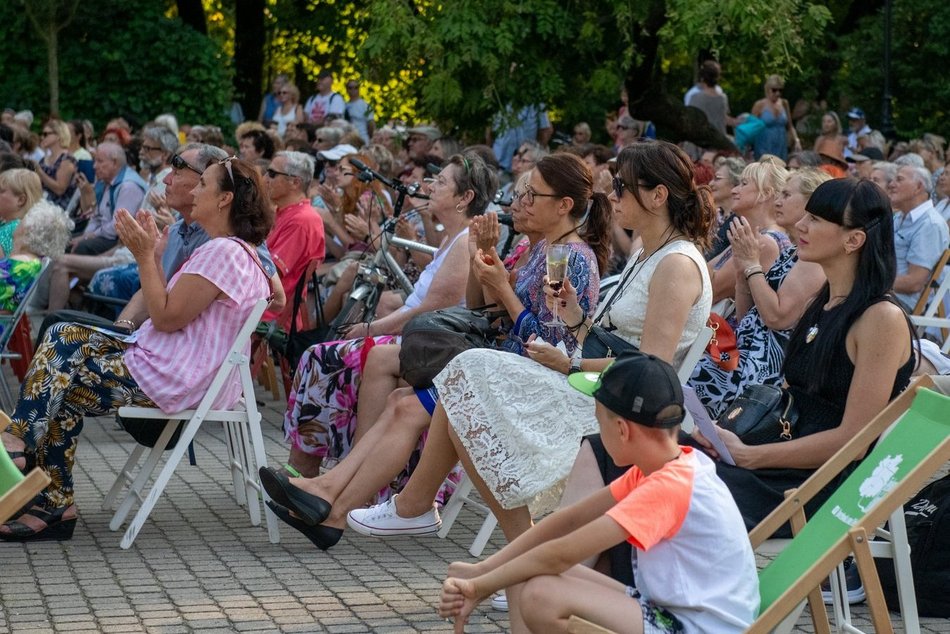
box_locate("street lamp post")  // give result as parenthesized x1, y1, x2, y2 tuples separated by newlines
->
(881, 0, 895, 138)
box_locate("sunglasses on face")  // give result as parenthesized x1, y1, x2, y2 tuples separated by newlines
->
(612, 175, 627, 199)
(171, 154, 203, 176)
(41, 130, 55, 137)
(770, 87, 783, 94)
(266, 167, 294, 179)
(140, 145, 163, 153)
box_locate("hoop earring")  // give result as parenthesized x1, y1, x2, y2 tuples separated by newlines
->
(456, 202, 464, 214)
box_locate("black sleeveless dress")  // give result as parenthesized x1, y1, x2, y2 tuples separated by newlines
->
(713, 301, 915, 536)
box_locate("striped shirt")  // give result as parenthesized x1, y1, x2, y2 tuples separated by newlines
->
(125, 238, 270, 413)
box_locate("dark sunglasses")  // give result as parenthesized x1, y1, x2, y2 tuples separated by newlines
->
(140, 144, 163, 153)
(770, 87, 783, 94)
(40, 130, 55, 137)
(266, 167, 294, 179)
(612, 175, 627, 199)
(171, 154, 202, 176)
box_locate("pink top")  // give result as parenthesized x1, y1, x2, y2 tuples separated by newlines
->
(126, 238, 270, 413)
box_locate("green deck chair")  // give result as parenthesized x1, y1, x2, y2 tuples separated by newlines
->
(0, 412, 51, 524)
(749, 376, 950, 634)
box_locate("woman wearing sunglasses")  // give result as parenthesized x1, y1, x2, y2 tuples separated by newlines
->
(0, 157, 274, 541)
(751, 74, 800, 160)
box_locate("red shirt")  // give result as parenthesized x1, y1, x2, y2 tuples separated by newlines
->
(264, 198, 325, 326)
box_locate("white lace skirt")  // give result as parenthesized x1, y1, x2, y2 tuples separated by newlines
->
(433, 348, 598, 514)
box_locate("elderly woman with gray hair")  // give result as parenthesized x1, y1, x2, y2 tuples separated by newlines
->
(0, 200, 74, 335)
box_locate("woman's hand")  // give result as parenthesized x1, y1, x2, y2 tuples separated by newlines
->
(395, 216, 417, 241)
(544, 275, 583, 327)
(439, 577, 485, 633)
(115, 208, 162, 262)
(525, 336, 570, 374)
(344, 213, 370, 242)
(714, 426, 755, 468)
(727, 216, 761, 271)
(341, 321, 375, 340)
(690, 426, 720, 461)
(318, 184, 341, 212)
(472, 248, 508, 296)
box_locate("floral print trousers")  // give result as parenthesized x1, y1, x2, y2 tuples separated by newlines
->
(8, 323, 154, 510)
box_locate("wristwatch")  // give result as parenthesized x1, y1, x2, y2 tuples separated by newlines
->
(569, 357, 583, 374)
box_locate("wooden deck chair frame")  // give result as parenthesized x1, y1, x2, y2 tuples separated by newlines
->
(911, 265, 950, 350)
(102, 299, 281, 549)
(0, 258, 52, 410)
(437, 327, 715, 558)
(748, 375, 950, 634)
(911, 248, 950, 317)
(0, 412, 51, 524)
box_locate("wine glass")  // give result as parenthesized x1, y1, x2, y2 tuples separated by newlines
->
(545, 243, 571, 326)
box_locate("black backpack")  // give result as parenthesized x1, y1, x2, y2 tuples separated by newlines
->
(876, 473, 950, 617)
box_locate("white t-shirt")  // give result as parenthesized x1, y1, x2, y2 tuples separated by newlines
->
(608, 448, 760, 633)
(345, 98, 375, 142)
(304, 92, 345, 125)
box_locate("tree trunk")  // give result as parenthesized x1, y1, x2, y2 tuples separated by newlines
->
(48, 26, 59, 116)
(176, 0, 206, 34)
(234, 0, 265, 121)
(623, 0, 735, 150)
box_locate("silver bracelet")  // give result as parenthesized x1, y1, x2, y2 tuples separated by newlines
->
(113, 319, 137, 331)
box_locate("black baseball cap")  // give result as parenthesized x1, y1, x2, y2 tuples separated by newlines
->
(568, 351, 685, 428)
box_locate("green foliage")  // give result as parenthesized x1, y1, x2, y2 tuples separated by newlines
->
(831, 0, 950, 139)
(0, 0, 232, 130)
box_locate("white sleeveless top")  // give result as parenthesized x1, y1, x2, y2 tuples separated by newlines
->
(272, 105, 298, 136)
(593, 239, 711, 367)
(403, 228, 468, 310)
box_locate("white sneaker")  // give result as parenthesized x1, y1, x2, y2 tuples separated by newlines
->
(346, 494, 442, 537)
(490, 592, 508, 612)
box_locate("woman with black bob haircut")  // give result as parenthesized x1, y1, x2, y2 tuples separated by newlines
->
(1, 156, 275, 541)
(694, 178, 916, 532)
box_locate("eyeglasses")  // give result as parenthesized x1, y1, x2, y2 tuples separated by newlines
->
(770, 87, 783, 94)
(41, 130, 55, 137)
(515, 188, 560, 206)
(616, 124, 630, 130)
(140, 144, 163, 153)
(171, 154, 203, 176)
(266, 167, 294, 179)
(346, 84, 358, 89)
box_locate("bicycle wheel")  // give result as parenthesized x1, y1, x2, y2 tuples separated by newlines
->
(330, 285, 378, 333)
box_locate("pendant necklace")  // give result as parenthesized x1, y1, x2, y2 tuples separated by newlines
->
(806, 295, 848, 344)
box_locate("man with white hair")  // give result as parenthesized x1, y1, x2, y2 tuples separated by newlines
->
(74, 141, 147, 255)
(263, 151, 326, 324)
(887, 164, 950, 310)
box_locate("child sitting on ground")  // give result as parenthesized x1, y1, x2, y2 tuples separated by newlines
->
(438, 351, 759, 633)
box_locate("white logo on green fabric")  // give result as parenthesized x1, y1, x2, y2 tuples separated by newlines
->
(857, 454, 903, 512)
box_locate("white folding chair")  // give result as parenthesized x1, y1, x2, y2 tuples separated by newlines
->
(102, 299, 281, 549)
(911, 267, 950, 350)
(0, 258, 52, 410)
(438, 327, 714, 557)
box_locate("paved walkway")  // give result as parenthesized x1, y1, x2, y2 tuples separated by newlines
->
(0, 389, 946, 633)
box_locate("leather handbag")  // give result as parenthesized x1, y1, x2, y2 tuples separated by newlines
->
(706, 313, 739, 371)
(582, 325, 637, 359)
(717, 384, 798, 445)
(399, 305, 503, 388)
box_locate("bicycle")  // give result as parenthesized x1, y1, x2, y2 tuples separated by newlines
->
(329, 158, 438, 333)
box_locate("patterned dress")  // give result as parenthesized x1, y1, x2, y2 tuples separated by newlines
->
(282, 239, 599, 502)
(689, 244, 799, 418)
(0, 257, 41, 338)
(0, 220, 20, 257)
(39, 152, 78, 210)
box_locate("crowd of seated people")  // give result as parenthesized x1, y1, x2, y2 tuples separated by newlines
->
(1, 82, 949, 633)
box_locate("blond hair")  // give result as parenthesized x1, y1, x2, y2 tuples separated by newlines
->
(0, 169, 42, 215)
(743, 156, 789, 204)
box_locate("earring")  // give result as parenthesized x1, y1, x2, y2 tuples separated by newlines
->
(456, 202, 464, 214)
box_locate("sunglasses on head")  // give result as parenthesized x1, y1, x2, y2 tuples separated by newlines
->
(171, 154, 202, 176)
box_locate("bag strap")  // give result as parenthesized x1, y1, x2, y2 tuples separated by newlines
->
(227, 237, 275, 302)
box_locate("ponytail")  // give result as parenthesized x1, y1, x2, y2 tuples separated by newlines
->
(675, 184, 715, 252)
(578, 192, 612, 274)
